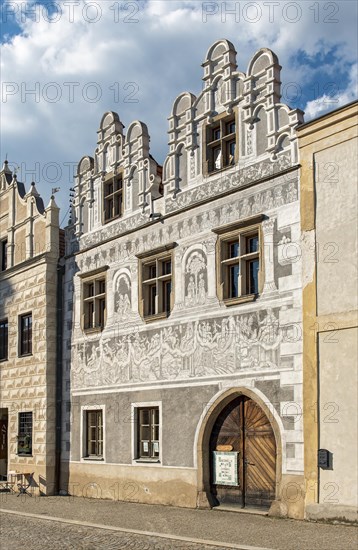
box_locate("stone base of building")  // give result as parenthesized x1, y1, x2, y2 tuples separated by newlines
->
(62, 461, 198, 508)
(305, 503, 358, 525)
(60, 462, 305, 519)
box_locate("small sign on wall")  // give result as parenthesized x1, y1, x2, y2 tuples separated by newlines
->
(213, 451, 239, 486)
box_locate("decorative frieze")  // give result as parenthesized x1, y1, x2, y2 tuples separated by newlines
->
(71, 307, 285, 389)
(166, 152, 292, 213)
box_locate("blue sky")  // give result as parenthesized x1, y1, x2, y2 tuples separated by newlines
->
(1, 0, 357, 224)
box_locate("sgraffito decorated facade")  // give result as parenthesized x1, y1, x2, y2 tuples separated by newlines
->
(0, 161, 62, 494)
(61, 40, 306, 518)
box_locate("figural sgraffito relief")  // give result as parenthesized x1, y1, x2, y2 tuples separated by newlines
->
(78, 161, 296, 251)
(113, 270, 132, 321)
(76, 179, 298, 273)
(165, 151, 292, 213)
(71, 307, 282, 388)
(184, 250, 207, 307)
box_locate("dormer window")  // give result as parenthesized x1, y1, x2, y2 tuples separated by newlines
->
(205, 114, 237, 174)
(103, 176, 123, 223)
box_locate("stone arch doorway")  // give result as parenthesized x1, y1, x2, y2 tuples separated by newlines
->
(197, 389, 281, 510)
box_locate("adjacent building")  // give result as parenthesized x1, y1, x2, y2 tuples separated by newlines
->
(0, 161, 63, 494)
(298, 101, 358, 524)
(61, 40, 306, 518)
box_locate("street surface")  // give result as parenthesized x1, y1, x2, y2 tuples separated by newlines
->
(0, 494, 357, 550)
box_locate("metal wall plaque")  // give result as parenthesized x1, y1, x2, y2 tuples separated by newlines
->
(213, 451, 239, 486)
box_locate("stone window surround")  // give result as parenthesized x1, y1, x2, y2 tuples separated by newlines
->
(213, 214, 265, 306)
(136, 243, 176, 323)
(78, 266, 109, 333)
(18, 312, 32, 357)
(17, 410, 33, 457)
(131, 401, 162, 466)
(203, 110, 239, 176)
(0, 317, 8, 361)
(102, 169, 124, 225)
(0, 237, 7, 271)
(80, 404, 106, 463)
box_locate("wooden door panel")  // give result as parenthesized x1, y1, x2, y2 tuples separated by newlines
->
(210, 398, 243, 505)
(244, 400, 276, 507)
(210, 397, 276, 509)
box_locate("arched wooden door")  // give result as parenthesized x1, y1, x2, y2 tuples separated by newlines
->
(210, 396, 276, 508)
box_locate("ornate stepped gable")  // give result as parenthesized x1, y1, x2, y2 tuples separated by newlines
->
(68, 40, 303, 253)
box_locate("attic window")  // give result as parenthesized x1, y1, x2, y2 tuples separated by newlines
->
(205, 114, 237, 173)
(103, 176, 123, 223)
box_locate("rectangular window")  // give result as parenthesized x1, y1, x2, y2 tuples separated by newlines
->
(18, 412, 32, 455)
(103, 176, 123, 223)
(83, 277, 106, 330)
(1, 239, 7, 271)
(140, 253, 173, 319)
(20, 313, 32, 356)
(206, 115, 237, 173)
(137, 407, 160, 460)
(0, 319, 8, 361)
(217, 224, 261, 304)
(85, 410, 103, 458)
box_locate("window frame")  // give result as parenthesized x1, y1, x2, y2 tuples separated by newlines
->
(0, 238, 8, 271)
(131, 402, 162, 465)
(81, 405, 105, 462)
(103, 174, 123, 224)
(137, 245, 175, 322)
(0, 318, 8, 361)
(19, 313, 32, 356)
(17, 411, 33, 456)
(213, 216, 264, 306)
(80, 269, 108, 332)
(204, 112, 238, 175)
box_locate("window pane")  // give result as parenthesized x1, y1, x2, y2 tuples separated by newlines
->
(229, 264, 240, 298)
(18, 412, 32, 455)
(248, 235, 259, 253)
(248, 259, 259, 294)
(114, 194, 122, 217)
(227, 120, 235, 134)
(1, 240, 7, 271)
(86, 410, 102, 457)
(164, 281, 171, 314)
(229, 241, 240, 258)
(162, 260, 171, 275)
(149, 285, 156, 315)
(213, 127, 220, 140)
(153, 408, 159, 424)
(0, 320, 8, 361)
(213, 147, 221, 170)
(148, 264, 156, 279)
(115, 178, 123, 191)
(138, 407, 159, 459)
(20, 314, 32, 355)
(140, 409, 150, 425)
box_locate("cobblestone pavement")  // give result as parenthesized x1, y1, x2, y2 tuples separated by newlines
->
(0, 512, 234, 550)
(0, 494, 357, 550)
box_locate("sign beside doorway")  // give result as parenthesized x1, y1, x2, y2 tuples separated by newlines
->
(213, 451, 239, 486)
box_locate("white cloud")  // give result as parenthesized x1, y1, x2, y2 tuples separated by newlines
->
(1, 0, 357, 220)
(304, 63, 358, 120)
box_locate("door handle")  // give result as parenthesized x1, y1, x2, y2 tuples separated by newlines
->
(244, 459, 255, 466)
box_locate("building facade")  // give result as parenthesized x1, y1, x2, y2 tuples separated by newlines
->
(61, 40, 305, 518)
(0, 161, 62, 494)
(298, 101, 358, 524)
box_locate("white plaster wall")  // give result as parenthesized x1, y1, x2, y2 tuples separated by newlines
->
(318, 328, 358, 507)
